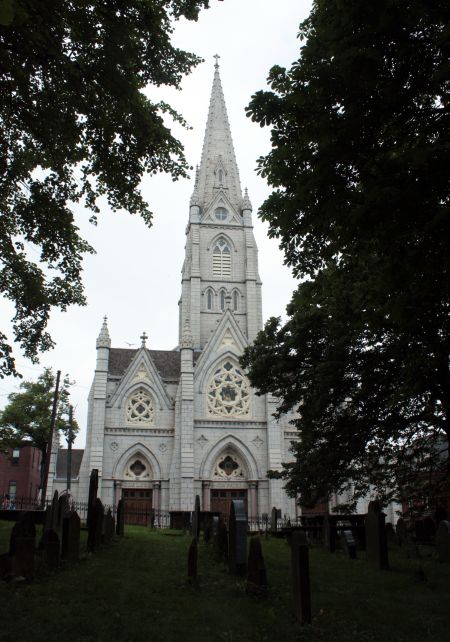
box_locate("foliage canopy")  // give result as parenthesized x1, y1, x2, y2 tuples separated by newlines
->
(0, 0, 210, 377)
(242, 0, 450, 511)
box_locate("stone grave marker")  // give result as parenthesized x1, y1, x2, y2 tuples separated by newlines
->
(436, 520, 450, 563)
(203, 513, 212, 544)
(270, 507, 278, 535)
(62, 511, 80, 562)
(396, 517, 407, 546)
(187, 538, 198, 581)
(103, 509, 115, 544)
(218, 518, 228, 561)
(291, 531, 311, 625)
(58, 494, 71, 531)
(340, 529, 357, 559)
(51, 490, 59, 531)
(385, 522, 396, 546)
(88, 497, 104, 552)
(87, 469, 99, 537)
(322, 515, 336, 552)
(192, 494, 201, 540)
(365, 501, 389, 570)
(10, 512, 36, 555)
(42, 529, 60, 568)
(116, 499, 125, 537)
(228, 499, 247, 576)
(246, 536, 267, 595)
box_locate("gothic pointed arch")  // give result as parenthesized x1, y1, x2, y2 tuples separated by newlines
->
(112, 442, 162, 480)
(212, 236, 232, 277)
(200, 434, 259, 480)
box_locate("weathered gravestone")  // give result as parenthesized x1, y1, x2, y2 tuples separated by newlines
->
(396, 517, 407, 546)
(187, 538, 198, 581)
(62, 511, 80, 562)
(365, 501, 389, 570)
(103, 509, 115, 545)
(340, 530, 357, 559)
(436, 520, 450, 563)
(51, 490, 59, 531)
(228, 499, 247, 576)
(192, 494, 201, 540)
(91, 498, 104, 552)
(203, 513, 212, 544)
(270, 507, 278, 535)
(218, 518, 228, 561)
(58, 494, 71, 531)
(385, 522, 396, 546)
(246, 536, 267, 595)
(322, 515, 336, 553)
(42, 529, 60, 568)
(10, 512, 36, 555)
(116, 499, 125, 537)
(291, 531, 311, 625)
(10, 512, 36, 579)
(87, 469, 99, 539)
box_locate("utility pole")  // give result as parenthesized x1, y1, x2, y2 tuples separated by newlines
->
(67, 404, 74, 491)
(41, 369, 61, 506)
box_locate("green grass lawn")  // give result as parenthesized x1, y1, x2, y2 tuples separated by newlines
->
(0, 523, 448, 642)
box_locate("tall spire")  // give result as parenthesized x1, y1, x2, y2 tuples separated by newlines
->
(96, 316, 111, 349)
(194, 57, 242, 211)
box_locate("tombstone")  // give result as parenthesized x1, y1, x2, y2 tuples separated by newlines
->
(62, 511, 80, 562)
(340, 530, 357, 559)
(43, 505, 53, 533)
(270, 507, 278, 534)
(217, 518, 228, 561)
(422, 516, 436, 542)
(14, 537, 35, 580)
(116, 499, 125, 537)
(228, 499, 247, 576)
(365, 501, 389, 570)
(192, 495, 201, 540)
(396, 517, 407, 546)
(87, 469, 99, 537)
(58, 494, 71, 531)
(436, 520, 450, 563)
(50, 490, 59, 531)
(187, 538, 198, 581)
(104, 509, 115, 544)
(385, 522, 396, 546)
(322, 515, 336, 552)
(10, 512, 36, 555)
(42, 529, 60, 568)
(291, 531, 311, 625)
(203, 513, 212, 544)
(246, 536, 267, 595)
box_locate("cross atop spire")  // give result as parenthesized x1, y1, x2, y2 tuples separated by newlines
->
(213, 53, 220, 69)
(140, 331, 148, 348)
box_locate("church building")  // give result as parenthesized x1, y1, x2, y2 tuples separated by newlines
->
(65, 62, 298, 518)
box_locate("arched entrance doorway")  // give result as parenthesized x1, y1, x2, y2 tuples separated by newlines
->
(207, 449, 249, 520)
(121, 452, 153, 525)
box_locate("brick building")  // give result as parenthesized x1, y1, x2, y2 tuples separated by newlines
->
(0, 444, 42, 503)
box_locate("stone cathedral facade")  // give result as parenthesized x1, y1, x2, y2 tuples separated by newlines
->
(72, 64, 298, 517)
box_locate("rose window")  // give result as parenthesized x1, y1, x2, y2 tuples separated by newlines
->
(213, 451, 246, 479)
(126, 388, 155, 424)
(207, 361, 250, 417)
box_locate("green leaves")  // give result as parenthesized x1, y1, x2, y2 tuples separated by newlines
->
(243, 0, 450, 512)
(0, 0, 210, 376)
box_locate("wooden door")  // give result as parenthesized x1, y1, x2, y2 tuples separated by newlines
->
(210, 489, 247, 523)
(122, 489, 152, 525)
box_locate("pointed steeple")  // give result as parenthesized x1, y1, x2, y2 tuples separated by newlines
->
(96, 316, 111, 349)
(194, 57, 242, 211)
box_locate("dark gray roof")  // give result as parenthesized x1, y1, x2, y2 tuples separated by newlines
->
(108, 348, 201, 381)
(55, 449, 84, 479)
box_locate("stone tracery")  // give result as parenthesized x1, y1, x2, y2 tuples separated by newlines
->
(207, 360, 250, 417)
(126, 388, 155, 425)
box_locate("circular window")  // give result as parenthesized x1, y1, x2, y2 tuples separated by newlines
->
(215, 207, 228, 221)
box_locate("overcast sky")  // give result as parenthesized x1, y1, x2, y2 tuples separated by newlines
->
(0, 0, 313, 447)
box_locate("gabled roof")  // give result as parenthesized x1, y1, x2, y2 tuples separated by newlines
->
(108, 348, 200, 381)
(55, 449, 84, 480)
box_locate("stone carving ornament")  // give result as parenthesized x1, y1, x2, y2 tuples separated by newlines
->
(126, 388, 155, 425)
(212, 451, 246, 479)
(207, 360, 250, 417)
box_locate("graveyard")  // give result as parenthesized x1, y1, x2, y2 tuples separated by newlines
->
(0, 514, 449, 641)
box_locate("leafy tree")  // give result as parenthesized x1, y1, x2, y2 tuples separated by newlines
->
(242, 0, 450, 511)
(0, 368, 77, 488)
(0, 0, 210, 377)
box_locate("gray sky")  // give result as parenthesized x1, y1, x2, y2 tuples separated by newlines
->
(0, 0, 313, 447)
